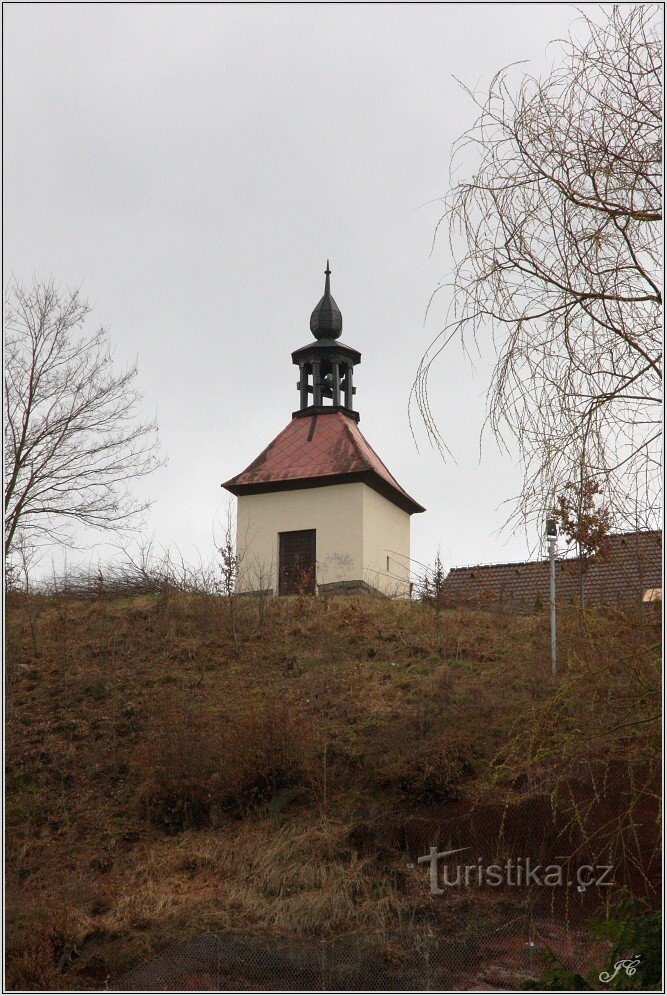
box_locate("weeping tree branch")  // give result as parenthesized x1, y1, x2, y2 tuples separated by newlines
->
(411, 5, 662, 536)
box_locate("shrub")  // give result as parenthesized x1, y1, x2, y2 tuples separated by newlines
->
(523, 897, 661, 990)
(137, 693, 313, 829)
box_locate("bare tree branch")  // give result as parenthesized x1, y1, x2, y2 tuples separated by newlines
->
(4, 279, 162, 555)
(411, 5, 662, 537)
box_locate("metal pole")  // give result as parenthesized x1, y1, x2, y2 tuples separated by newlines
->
(312, 360, 322, 406)
(344, 365, 353, 409)
(549, 536, 557, 675)
(299, 362, 308, 409)
(332, 361, 340, 407)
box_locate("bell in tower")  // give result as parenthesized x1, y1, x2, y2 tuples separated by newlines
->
(292, 262, 361, 421)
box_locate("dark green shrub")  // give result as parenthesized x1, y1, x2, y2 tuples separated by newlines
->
(523, 898, 661, 991)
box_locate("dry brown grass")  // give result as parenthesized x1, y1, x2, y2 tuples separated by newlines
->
(5, 590, 660, 989)
(136, 691, 314, 829)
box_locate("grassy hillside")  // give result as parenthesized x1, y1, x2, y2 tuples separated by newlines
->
(5, 591, 660, 989)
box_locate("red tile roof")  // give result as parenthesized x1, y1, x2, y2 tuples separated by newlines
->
(439, 530, 662, 611)
(222, 411, 425, 515)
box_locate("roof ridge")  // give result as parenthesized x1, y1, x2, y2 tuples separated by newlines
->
(337, 411, 373, 472)
(342, 415, 412, 498)
(221, 420, 290, 486)
(446, 530, 663, 574)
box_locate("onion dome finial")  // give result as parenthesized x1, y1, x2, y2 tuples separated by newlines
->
(309, 260, 342, 339)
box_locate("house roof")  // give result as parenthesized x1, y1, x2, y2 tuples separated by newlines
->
(222, 410, 425, 515)
(439, 530, 662, 610)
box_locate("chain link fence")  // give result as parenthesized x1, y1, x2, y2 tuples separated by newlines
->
(113, 917, 605, 991)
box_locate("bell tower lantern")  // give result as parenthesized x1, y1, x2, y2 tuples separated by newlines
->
(292, 262, 361, 421)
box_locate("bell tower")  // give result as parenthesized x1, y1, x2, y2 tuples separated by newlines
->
(222, 261, 425, 598)
(292, 262, 361, 422)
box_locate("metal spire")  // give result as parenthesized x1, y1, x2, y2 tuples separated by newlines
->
(310, 259, 342, 339)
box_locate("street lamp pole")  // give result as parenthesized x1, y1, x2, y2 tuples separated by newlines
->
(546, 519, 558, 676)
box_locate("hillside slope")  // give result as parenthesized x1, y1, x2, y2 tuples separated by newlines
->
(5, 592, 660, 989)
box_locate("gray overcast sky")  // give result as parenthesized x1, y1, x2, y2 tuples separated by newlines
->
(5, 2, 593, 575)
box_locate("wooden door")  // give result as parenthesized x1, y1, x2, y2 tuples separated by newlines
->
(278, 529, 316, 595)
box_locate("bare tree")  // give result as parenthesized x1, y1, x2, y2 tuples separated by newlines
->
(412, 5, 662, 535)
(216, 501, 241, 653)
(5, 529, 39, 594)
(4, 279, 161, 555)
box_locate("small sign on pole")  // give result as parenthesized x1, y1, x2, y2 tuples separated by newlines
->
(546, 519, 558, 675)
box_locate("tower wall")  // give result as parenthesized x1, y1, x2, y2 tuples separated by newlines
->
(234, 481, 411, 597)
(235, 483, 364, 594)
(361, 485, 411, 598)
